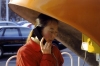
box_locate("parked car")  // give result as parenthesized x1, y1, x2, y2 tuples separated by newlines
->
(22, 23, 35, 29)
(52, 39, 67, 50)
(0, 26, 32, 57)
(0, 21, 19, 26)
(17, 21, 29, 26)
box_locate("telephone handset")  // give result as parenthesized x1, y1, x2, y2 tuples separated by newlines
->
(33, 26, 46, 45)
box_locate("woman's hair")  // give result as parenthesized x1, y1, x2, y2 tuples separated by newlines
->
(26, 14, 59, 43)
(36, 14, 59, 27)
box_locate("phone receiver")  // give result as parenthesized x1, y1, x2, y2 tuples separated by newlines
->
(33, 26, 46, 45)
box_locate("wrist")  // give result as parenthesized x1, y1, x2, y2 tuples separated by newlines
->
(42, 52, 51, 54)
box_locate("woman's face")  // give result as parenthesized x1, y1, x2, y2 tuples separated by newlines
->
(42, 20, 58, 42)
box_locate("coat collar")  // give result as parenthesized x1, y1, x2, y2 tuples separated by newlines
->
(29, 38, 41, 51)
(28, 38, 53, 52)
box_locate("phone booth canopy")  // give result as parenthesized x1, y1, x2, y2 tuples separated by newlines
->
(8, 0, 100, 53)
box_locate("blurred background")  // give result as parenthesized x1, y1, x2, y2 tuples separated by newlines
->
(0, 0, 88, 66)
(0, 0, 23, 21)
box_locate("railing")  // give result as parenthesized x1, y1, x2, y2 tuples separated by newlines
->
(61, 52, 74, 66)
(78, 57, 80, 66)
(5, 52, 81, 66)
(5, 55, 16, 66)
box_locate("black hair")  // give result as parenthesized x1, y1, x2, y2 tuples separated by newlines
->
(37, 14, 59, 27)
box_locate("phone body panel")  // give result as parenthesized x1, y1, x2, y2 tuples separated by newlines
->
(33, 26, 46, 45)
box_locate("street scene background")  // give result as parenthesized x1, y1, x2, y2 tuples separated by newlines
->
(0, 0, 89, 66)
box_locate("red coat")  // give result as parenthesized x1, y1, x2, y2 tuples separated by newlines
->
(16, 39, 64, 66)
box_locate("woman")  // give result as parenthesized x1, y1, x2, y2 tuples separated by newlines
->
(16, 14, 64, 66)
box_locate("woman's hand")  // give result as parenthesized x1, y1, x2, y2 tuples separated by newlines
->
(40, 37, 52, 54)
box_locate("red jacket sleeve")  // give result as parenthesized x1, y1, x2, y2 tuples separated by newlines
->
(17, 49, 56, 66)
(41, 46, 64, 66)
(40, 54, 55, 66)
